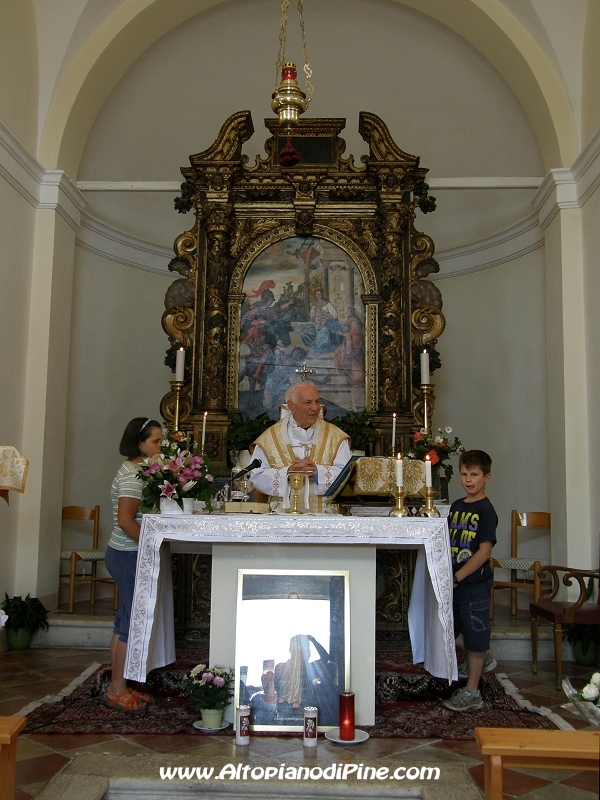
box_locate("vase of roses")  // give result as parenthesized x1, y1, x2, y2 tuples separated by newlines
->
(563, 673, 600, 728)
(137, 435, 216, 514)
(406, 427, 464, 499)
(182, 664, 234, 729)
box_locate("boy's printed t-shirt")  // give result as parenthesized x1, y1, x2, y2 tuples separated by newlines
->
(448, 496, 497, 585)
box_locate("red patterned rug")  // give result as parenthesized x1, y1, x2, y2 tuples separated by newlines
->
(21, 648, 561, 740)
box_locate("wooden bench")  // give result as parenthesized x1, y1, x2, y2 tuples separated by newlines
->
(0, 716, 27, 800)
(475, 727, 599, 800)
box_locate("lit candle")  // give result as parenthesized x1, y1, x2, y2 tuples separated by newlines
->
(201, 411, 208, 450)
(420, 350, 430, 384)
(175, 347, 185, 381)
(391, 413, 396, 454)
(395, 453, 403, 487)
(339, 691, 355, 741)
(425, 455, 432, 487)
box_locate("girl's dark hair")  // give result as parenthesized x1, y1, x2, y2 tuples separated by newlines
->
(119, 417, 162, 458)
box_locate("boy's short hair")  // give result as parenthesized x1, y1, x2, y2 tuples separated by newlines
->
(459, 449, 492, 475)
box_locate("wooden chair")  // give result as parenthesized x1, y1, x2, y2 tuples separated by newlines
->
(59, 505, 118, 614)
(491, 510, 551, 618)
(530, 564, 600, 690)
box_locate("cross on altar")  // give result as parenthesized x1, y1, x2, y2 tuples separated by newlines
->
(295, 361, 316, 380)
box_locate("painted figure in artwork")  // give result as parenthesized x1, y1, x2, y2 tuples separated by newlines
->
(334, 306, 365, 386)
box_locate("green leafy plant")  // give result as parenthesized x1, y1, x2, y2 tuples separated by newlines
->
(329, 411, 380, 453)
(226, 412, 275, 451)
(563, 623, 599, 656)
(1, 593, 49, 633)
(182, 664, 234, 710)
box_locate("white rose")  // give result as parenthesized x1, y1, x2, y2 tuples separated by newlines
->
(0, 609, 7, 629)
(582, 683, 599, 701)
(590, 672, 600, 687)
(445, 426, 452, 434)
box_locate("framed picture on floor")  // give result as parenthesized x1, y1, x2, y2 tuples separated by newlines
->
(234, 569, 350, 731)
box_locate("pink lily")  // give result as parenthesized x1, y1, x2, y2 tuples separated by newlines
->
(159, 481, 178, 499)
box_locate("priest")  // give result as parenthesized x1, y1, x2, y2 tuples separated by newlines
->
(251, 381, 351, 513)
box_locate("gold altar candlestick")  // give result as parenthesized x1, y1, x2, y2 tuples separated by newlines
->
(169, 380, 185, 433)
(418, 486, 440, 517)
(389, 485, 410, 517)
(421, 383, 434, 433)
(287, 471, 306, 515)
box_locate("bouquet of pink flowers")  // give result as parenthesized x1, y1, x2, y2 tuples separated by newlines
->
(182, 664, 234, 710)
(406, 426, 464, 481)
(137, 435, 215, 513)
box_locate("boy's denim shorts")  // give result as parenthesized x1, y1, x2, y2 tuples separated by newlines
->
(453, 578, 493, 653)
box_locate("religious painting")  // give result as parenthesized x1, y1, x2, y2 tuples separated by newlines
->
(234, 569, 350, 732)
(238, 236, 365, 420)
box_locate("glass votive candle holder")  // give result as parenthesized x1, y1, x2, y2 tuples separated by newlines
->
(339, 691, 355, 741)
(303, 706, 318, 747)
(236, 704, 250, 745)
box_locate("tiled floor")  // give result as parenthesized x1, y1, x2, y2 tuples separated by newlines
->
(1, 604, 598, 799)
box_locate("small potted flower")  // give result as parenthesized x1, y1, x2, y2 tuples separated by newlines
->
(137, 434, 216, 514)
(182, 663, 234, 730)
(1, 593, 49, 650)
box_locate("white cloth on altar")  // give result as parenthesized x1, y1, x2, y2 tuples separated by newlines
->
(123, 514, 457, 684)
(251, 415, 351, 508)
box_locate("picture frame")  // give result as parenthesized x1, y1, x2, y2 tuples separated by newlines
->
(234, 568, 350, 731)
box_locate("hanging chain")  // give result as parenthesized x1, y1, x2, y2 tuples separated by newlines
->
(275, 0, 290, 87)
(275, 0, 313, 102)
(297, 0, 313, 102)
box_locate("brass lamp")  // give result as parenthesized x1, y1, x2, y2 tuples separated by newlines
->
(272, 62, 309, 124)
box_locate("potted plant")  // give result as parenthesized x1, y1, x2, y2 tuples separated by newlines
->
(182, 663, 234, 729)
(328, 410, 380, 454)
(563, 623, 599, 666)
(1, 593, 49, 650)
(226, 412, 275, 465)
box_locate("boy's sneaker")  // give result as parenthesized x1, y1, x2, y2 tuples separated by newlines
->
(457, 651, 497, 679)
(442, 687, 484, 712)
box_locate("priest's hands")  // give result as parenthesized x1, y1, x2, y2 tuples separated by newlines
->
(289, 457, 317, 478)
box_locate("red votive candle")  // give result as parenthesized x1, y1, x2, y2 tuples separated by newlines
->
(339, 691, 355, 741)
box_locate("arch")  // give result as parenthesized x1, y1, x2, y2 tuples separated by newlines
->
(40, 0, 577, 178)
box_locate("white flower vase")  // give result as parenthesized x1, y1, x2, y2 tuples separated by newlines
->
(182, 497, 194, 514)
(199, 708, 224, 729)
(160, 497, 183, 515)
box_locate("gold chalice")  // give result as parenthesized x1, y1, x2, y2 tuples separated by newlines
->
(287, 471, 306, 515)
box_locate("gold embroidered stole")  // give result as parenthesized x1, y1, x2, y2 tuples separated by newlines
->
(252, 419, 348, 512)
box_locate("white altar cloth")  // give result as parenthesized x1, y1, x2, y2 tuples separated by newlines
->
(123, 514, 457, 683)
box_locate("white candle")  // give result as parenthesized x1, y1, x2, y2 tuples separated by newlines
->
(425, 455, 432, 487)
(175, 347, 185, 381)
(201, 411, 207, 450)
(395, 453, 403, 487)
(420, 350, 430, 385)
(391, 413, 396, 454)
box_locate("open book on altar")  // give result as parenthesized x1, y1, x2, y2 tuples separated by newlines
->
(324, 455, 360, 499)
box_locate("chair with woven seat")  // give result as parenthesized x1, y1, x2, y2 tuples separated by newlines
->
(59, 505, 118, 614)
(491, 510, 551, 618)
(530, 565, 600, 690)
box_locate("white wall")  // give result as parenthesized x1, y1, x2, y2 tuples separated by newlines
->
(433, 247, 550, 571)
(0, 182, 36, 597)
(61, 248, 172, 591)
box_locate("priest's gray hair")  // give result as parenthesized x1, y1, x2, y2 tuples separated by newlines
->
(285, 381, 318, 404)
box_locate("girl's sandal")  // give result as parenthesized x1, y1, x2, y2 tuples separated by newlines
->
(128, 689, 151, 704)
(104, 688, 147, 711)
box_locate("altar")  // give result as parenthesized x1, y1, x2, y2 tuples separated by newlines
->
(123, 512, 457, 725)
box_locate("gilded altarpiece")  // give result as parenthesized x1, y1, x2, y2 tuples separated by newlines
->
(161, 112, 444, 642)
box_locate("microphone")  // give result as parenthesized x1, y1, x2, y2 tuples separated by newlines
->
(233, 458, 262, 478)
